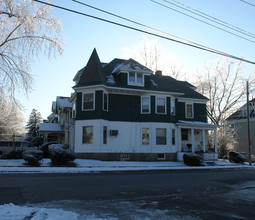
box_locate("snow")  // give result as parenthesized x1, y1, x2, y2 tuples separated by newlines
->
(39, 123, 63, 132)
(57, 96, 72, 109)
(0, 159, 253, 174)
(106, 75, 115, 84)
(178, 120, 219, 127)
(0, 203, 79, 220)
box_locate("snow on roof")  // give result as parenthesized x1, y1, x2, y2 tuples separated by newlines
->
(56, 96, 72, 109)
(112, 59, 152, 74)
(39, 123, 63, 132)
(177, 120, 219, 128)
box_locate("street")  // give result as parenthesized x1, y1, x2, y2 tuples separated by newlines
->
(1, 169, 255, 219)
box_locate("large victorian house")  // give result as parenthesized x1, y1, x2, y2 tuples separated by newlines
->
(69, 49, 218, 161)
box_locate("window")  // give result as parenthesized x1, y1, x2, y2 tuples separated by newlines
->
(186, 103, 193, 118)
(181, 129, 188, 141)
(141, 96, 150, 113)
(172, 128, 175, 145)
(142, 128, 150, 145)
(157, 153, 165, 160)
(156, 128, 167, 145)
(83, 93, 94, 110)
(103, 126, 107, 144)
(171, 98, 175, 115)
(156, 97, 166, 114)
(103, 92, 108, 111)
(137, 73, 143, 84)
(83, 126, 93, 144)
(128, 72, 135, 83)
(128, 72, 144, 85)
(72, 101, 76, 118)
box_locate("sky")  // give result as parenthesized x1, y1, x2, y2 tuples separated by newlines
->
(17, 0, 255, 120)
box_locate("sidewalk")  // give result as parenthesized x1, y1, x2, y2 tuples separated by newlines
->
(0, 159, 254, 173)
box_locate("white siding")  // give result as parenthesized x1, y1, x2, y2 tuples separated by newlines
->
(74, 120, 178, 153)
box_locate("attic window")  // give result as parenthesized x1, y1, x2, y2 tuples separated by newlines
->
(128, 72, 144, 86)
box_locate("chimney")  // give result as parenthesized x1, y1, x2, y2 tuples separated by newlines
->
(155, 70, 162, 77)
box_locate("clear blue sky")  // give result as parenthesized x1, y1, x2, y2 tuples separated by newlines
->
(18, 0, 255, 120)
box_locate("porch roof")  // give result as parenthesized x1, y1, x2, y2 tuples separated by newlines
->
(177, 120, 219, 129)
(39, 123, 63, 132)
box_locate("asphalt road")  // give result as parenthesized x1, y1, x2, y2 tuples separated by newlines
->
(1, 169, 255, 219)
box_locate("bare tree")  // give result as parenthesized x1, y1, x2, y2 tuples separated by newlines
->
(195, 59, 255, 125)
(123, 37, 188, 80)
(0, 0, 63, 97)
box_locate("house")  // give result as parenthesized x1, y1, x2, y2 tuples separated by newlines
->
(39, 96, 74, 146)
(226, 98, 255, 154)
(69, 49, 218, 161)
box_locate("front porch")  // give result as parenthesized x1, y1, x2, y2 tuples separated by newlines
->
(176, 120, 219, 161)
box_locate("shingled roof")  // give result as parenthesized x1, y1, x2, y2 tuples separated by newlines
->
(76, 48, 105, 86)
(74, 49, 208, 100)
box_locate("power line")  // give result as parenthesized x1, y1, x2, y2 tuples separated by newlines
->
(165, 0, 255, 39)
(71, 0, 224, 55)
(32, 0, 255, 65)
(240, 0, 255, 8)
(151, 0, 255, 44)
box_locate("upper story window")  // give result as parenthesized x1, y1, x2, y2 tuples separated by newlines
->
(171, 98, 175, 115)
(103, 92, 108, 111)
(141, 96, 150, 114)
(128, 72, 144, 86)
(156, 97, 166, 114)
(186, 103, 193, 118)
(83, 93, 95, 111)
(72, 100, 76, 118)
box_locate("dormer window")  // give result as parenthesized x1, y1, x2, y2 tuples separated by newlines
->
(128, 72, 144, 86)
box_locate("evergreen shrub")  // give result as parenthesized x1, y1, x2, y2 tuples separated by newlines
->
(183, 153, 203, 166)
(0, 150, 24, 159)
(22, 149, 43, 166)
(48, 144, 76, 165)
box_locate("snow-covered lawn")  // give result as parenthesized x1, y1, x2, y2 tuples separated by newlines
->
(0, 158, 254, 173)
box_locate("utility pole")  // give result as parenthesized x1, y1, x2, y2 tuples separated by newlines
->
(246, 81, 252, 166)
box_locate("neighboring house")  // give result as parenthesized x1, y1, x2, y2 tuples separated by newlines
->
(69, 49, 218, 161)
(226, 98, 255, 154)
(39, 96, 74, 147)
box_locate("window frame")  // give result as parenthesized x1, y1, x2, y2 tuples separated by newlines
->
(82, 126, 93, 144)
(141, 96, 151, 114)
(82, 92, 95, 111)
(156, 128, 167, 145)
(128, 72, 144, 86)
(171, 98, 175, 115)
(72, 99, 76, 118)
(142, 128, 150, 145)
(185, 103, 194, 119)
(156, 97, 166, 114)
(103, 92, 109, 111)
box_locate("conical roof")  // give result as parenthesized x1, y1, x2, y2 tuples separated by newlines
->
(77, 48, 105, 86)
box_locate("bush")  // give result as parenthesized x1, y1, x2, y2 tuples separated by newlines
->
(39, 141, 57, 158)
(31, 136, 44, 147)
(22, 150, 43, 166)
(229, 152, 246, 164)
(48, 144, 76, 165)
(183, 153, 203, 166)
(0, 150, 24, 159)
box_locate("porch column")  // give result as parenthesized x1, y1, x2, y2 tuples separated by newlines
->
(202, 129, 206, 153)
(214, 128, 218, 153)
(178, 127, 182, 152)
(191, 128, 195, 153)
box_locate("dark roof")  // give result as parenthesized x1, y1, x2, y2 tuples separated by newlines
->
(76, 48, 105, 86)
(74, 49, 208, 100)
